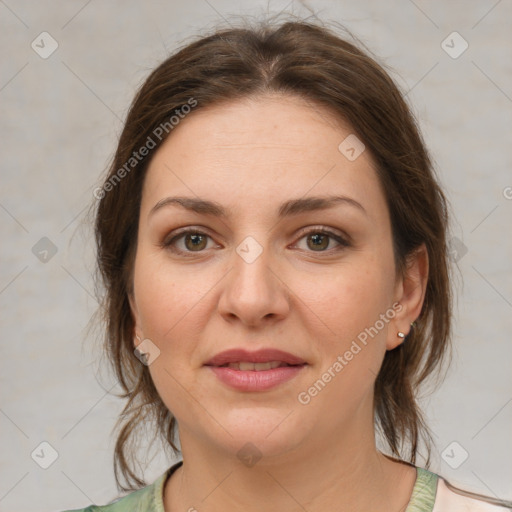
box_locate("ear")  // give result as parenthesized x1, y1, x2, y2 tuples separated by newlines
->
(387, 243, 429, 350)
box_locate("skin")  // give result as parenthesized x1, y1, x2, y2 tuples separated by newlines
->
(129, 93, 428, 512)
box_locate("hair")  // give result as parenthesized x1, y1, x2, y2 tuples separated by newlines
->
(92, 16, 454, 492)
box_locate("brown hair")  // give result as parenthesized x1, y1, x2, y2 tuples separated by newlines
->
(92, 17, 453, 492)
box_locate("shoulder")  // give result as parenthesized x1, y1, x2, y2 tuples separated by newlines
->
(58, 484, 154, 512)
(433, 477, 512, 512)
(58, 467, 171, 512)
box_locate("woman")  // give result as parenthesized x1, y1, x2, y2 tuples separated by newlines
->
(65, 18, 511, 512)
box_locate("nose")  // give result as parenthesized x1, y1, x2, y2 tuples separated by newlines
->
(216, 239, 290, 328)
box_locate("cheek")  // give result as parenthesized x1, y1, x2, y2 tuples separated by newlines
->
(292, 253, 394, 395)
(133, 253, 209, 340)
(133, 258, 210, 416)
(294, 254, 393, 339)
(293, 265, 392, 423)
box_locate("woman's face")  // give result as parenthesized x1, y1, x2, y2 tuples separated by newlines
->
(129, 94, 422, 461)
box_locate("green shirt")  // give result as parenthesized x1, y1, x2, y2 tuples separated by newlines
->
(61, 461, 439, 512)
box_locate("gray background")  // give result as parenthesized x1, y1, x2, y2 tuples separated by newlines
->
(1, 1, 511, 511)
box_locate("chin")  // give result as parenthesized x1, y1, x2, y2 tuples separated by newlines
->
(207, 408, 309, 463)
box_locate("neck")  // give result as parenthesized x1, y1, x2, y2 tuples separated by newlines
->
(164, 424, 416, 512)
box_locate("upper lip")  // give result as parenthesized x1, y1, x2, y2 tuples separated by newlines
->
(204, 348, 307, 367)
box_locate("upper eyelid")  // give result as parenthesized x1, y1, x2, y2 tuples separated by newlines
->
(294, 225, 350, 241)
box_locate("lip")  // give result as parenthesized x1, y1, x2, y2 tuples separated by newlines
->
(208, 365, 306, 391)
(204, 348, 307, 392)
(204, 348, 306, 367)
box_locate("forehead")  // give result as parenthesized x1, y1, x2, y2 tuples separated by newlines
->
(141, 94, 386, 221)
(152, 93, 360, 161)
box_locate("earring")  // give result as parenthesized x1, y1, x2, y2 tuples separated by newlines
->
(397, 332, 405, 339)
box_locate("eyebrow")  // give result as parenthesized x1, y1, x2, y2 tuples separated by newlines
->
(148, 195, 367, 219)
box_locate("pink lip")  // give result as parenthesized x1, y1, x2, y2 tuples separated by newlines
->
(204, 348, 307, 392)
(208, 365, 306, 391)
(204, 348, 306, 366)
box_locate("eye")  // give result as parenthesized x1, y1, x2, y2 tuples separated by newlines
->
(293, 227, 350, 253)
(160, 226, 351, 256)
(161, 229, 216, 254)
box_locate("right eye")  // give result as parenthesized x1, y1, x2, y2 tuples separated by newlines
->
(161, 229, 218, 255)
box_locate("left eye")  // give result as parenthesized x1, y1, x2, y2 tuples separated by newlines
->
(293, 229, 350, 252)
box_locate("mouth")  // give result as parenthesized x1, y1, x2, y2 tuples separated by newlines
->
(204, 349, 308, 391)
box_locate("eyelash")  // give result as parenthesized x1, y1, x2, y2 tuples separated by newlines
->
(160, 226, 351, 256)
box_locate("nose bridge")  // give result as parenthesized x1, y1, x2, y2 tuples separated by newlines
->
(217, 233, 289, 324)
(231, 234, 275, 300)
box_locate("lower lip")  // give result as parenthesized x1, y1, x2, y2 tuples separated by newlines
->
(207, 365, 306, 391)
